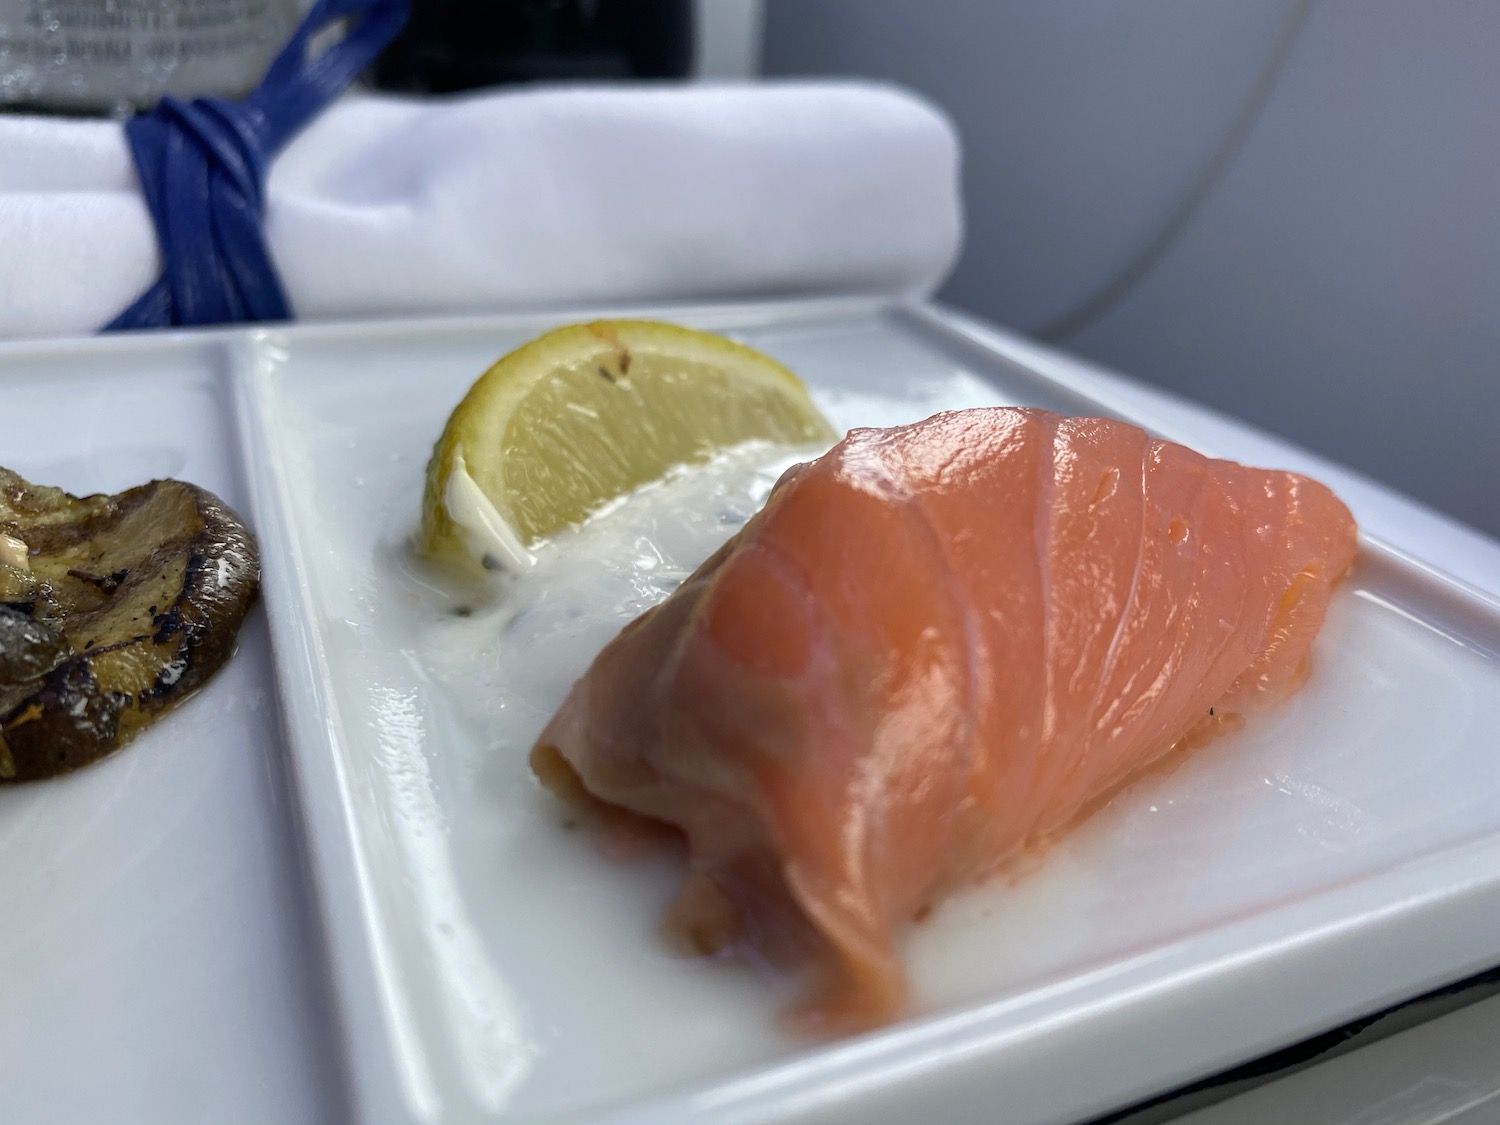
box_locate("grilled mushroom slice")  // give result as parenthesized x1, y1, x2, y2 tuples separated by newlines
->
(0, 467, 259, 781)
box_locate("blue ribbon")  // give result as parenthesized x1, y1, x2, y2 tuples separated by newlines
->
(104, 0, 408, 332)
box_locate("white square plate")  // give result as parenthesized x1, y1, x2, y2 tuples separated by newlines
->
(222, 299, 1500, 1125)
(0, 334, 342, 1125)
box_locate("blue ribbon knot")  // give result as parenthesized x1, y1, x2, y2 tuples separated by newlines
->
(105, 0, 408, 332)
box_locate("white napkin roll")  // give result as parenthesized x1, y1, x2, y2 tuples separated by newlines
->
(0, 82, 961, 340)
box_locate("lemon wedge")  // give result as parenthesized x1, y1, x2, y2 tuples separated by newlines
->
(420, 320, 838, 572)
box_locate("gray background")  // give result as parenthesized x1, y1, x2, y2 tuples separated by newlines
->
(763, 0, 1500, 541)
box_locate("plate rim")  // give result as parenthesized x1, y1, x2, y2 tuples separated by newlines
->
(228, 297, 1500, 1125)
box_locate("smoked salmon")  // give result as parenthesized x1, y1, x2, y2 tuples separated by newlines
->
(531, 407, 1359, 1029)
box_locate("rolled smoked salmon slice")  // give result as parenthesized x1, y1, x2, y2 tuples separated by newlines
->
(531, 407, 1359, 1029)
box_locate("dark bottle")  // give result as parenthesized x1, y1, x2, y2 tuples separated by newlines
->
(371, 0, 694, 93)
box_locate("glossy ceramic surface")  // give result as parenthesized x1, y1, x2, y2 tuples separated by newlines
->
(5, 302, 1498, 1125)
(234, 302, 1500, 1125)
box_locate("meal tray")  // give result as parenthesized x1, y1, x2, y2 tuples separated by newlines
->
(9, 299, 1500, 1125)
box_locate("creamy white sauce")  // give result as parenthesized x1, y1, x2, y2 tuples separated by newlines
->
(411, 442, 815, 751)
(411, 364, 1019, 728)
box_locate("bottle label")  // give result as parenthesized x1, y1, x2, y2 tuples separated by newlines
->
(0, 0, 301, 109)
